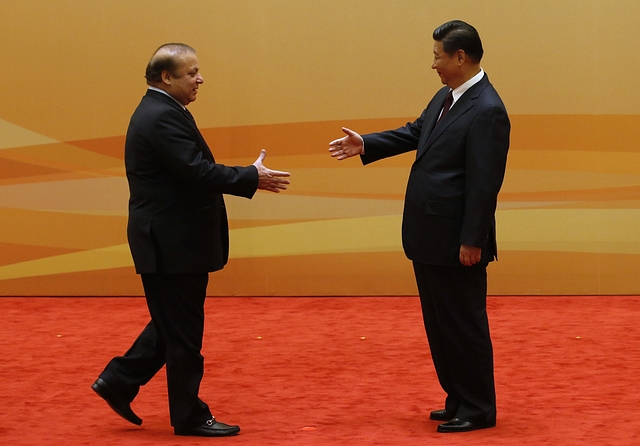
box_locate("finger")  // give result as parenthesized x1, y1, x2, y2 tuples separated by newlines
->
(267, 185, 284, 193)
(328, 137, 344, 146)
(259, 179, 290, 190)
(342, 127, 357, 137)
(255, 148, 266, 164)
(267, 169, 291, 177)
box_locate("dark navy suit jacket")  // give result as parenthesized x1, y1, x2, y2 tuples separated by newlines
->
(361, 74, 510, 266)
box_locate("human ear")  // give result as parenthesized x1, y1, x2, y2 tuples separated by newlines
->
(161, 70, 172, 85)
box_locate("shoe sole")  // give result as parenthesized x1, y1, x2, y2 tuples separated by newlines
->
(174, 428, 240, 437)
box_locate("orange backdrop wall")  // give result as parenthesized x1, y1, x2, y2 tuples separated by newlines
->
(1, 0, 639, 296)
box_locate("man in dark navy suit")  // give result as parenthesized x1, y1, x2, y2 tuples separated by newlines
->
(329, 21, 509, 433)
(92, 43, 290, 437)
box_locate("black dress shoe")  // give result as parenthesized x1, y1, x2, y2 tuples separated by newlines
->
(437, 417, 495, 433)
(174, 418, 240, 437)
(91, 378, 142, 426)
(430, 409, 455, 421)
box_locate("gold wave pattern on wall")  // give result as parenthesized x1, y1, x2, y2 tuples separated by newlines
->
(0, 115, 639, 295)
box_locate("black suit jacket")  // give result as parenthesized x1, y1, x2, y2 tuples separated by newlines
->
(361, 74, 510, 266)
(124, 89, 259, 274)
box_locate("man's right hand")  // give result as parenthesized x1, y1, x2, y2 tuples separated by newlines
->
(252, 149, 290, 193)
(328, 127, 364, 160)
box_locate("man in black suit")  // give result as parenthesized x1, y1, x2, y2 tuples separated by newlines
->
(329, 20, 509, 433)
(92, 43, 290, 437)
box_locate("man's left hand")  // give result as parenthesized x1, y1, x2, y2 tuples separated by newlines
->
(459, 244, 481, 266)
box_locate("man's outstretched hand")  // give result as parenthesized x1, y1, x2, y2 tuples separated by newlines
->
(253, 149, 291, 193)
(328, 127, 364, 160)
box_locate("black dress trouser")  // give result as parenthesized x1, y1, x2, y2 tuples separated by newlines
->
(412, 261, 496, 425)
(100, 273, 212, 428)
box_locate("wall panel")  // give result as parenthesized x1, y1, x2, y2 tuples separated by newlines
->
(1, 1, 638, 295)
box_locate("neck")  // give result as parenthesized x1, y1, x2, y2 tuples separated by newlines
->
(461, 66, 482, 84)
(449, 66, 481, 89)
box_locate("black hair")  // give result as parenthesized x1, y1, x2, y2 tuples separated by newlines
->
(432, 20, 483, 63)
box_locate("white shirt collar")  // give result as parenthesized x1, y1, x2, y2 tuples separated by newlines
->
(450, 68, 484, 106)
(147, 86, 186, 109)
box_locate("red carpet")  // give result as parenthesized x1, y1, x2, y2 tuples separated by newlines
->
(1, 296, 639, 445)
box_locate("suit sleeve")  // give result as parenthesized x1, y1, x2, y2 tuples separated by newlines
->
(460, 104, 510, 247)
(360, 112, 426, 165)
(151, 108, 258, 198)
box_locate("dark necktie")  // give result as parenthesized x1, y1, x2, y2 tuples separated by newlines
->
(184, 108, 196, 123)
(437, 90, 454, 124)
(183, 108, 214, 160)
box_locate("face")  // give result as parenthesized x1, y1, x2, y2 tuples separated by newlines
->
(164, 53, 204, 106)
(431, 40, 461, 88)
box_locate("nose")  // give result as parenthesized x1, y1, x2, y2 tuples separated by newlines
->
(431, 61, 437, 70)
(197, 73, 204, 84)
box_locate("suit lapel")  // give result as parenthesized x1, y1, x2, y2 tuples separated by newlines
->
(424, 87, 449, 133)
(182, 109, 216, 162)
(145, 90, 216, 163)
(417, 76, 490, 160)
